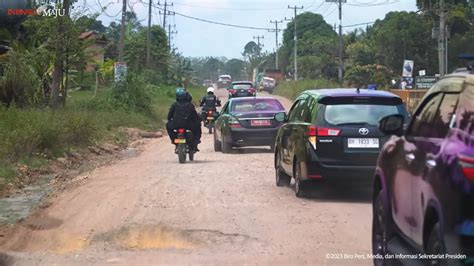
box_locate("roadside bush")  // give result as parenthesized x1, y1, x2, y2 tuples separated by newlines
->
(273, 79, 340, 100)
(0, 51, 44, 107)
(113, 73, 153, 116)
(0, 108, 100, 161)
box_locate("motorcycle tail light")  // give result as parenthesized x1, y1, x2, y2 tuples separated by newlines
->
(178, 128, 185, 134)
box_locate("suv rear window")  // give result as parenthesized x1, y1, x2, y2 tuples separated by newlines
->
(323, 103, 406, 126)
(233, 84, 252, 90)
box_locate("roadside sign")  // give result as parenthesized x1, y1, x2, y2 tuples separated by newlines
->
(402, 60, 414, 77)
(114, 62, 127, 83)
(415, 76, 438, 89)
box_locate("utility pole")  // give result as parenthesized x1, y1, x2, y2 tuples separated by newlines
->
(253, 35, 264, 56)
(438, 0, 447, 76)
(338, 0, 343, 82)
(146, 0, 152, 67)
(118, 0, 127, 62)
(287, 5, 303, 81)
(269, 20, 283, 69)
(159, 1, 174, 31)
(168, 24, 177, 50)
(326, 0, 345, 82)
(333, 23, 337, 61)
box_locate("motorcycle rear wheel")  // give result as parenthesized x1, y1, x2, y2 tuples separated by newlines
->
(177, 144, 186, 164)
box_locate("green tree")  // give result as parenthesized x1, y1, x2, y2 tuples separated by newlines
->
(369, 11, 437, 75)
(223, 58, 247, 80)
(124, 25, 169, 75)
(242, 41, 261, 63)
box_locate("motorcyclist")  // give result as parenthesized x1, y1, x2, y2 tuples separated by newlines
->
(166, 88, 202, 152)
(200, 87, 221, 120)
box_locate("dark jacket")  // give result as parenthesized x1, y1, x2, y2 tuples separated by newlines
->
(167, 101, 200, 128)
(200, 94, 221, 111)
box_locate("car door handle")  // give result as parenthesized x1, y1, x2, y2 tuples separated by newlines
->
(425, 159, 436, 169)
(405, 153, 415, 162)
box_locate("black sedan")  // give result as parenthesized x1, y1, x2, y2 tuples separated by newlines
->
(228, 81, 257, 98)
(214, 97, 285, 153)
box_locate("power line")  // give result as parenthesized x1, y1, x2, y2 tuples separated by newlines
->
(342, 21, 375, 28)
(346, 0, 399, 7)
(173, 2, 287, 11)
(152, 3, 273, 30)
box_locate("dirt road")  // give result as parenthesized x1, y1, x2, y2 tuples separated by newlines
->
(0, 90, 373, 265)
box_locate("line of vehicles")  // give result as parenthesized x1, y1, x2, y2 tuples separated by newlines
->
(194, 67, 474, 265)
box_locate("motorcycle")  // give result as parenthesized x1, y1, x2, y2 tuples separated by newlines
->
(173, 128, 195, 164)
(204, 110, 217, 134)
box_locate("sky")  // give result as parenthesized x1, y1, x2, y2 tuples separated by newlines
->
(82, 0, 418, 59)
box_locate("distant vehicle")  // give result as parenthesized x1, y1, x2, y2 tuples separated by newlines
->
(228, 81, 257, 98)
(264, 69, 284, 84)
(259, 77, 276, 93)
(217, 75, 232, 89)
(202, 79, 213, 87)
(273, 89, 408, 197)
(372, 71, 474, 265)
(214, 97, 285, 153)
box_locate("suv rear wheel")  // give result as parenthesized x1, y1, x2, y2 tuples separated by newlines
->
(426, 223, 446, 265)
(372, 189, 394, 265)
(275, 150, 291, 187)
(294, 162, 306, 198)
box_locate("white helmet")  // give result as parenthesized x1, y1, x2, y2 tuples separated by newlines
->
(207, 87, 215, 93)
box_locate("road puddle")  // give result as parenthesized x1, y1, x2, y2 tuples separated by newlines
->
(104, 225, 195, 250)
(50, 234, 90, 254)
(0, 175, 53, 225)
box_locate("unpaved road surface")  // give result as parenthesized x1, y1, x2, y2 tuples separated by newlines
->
(0, 90, 373, 265)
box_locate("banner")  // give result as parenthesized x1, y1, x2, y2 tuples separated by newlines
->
(114, 62, 127, 84)
(402, 60, 414, 77)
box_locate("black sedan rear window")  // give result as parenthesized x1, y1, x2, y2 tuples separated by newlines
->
(323, 104, 406, 126)
(231, 99, 284, 113)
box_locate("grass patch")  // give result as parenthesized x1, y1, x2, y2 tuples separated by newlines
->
(0, 82, 205, 191)
(273, 79, 341, 100)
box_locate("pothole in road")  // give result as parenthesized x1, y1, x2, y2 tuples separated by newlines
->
(95, 225, 195, 250)
(93, 224, 257, 251)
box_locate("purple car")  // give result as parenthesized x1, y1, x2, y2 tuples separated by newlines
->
(372, 71, 474, 265)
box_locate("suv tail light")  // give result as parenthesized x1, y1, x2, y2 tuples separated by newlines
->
(306, 125, 317, 149)
(305, 126, 342, 150)
(458, 152, 474, 182)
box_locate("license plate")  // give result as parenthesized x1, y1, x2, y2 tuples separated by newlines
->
(174, 139, 186, 144)
(251, 119, 271, 126)
(347, 138, 379, 148)
(207, 117, 214, 120)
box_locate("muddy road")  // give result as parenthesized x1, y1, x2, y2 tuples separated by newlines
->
(0, 90, 373, 265)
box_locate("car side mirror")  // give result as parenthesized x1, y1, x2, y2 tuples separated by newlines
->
(379, 114, 404, 136)
(274, 112, 287, 122)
